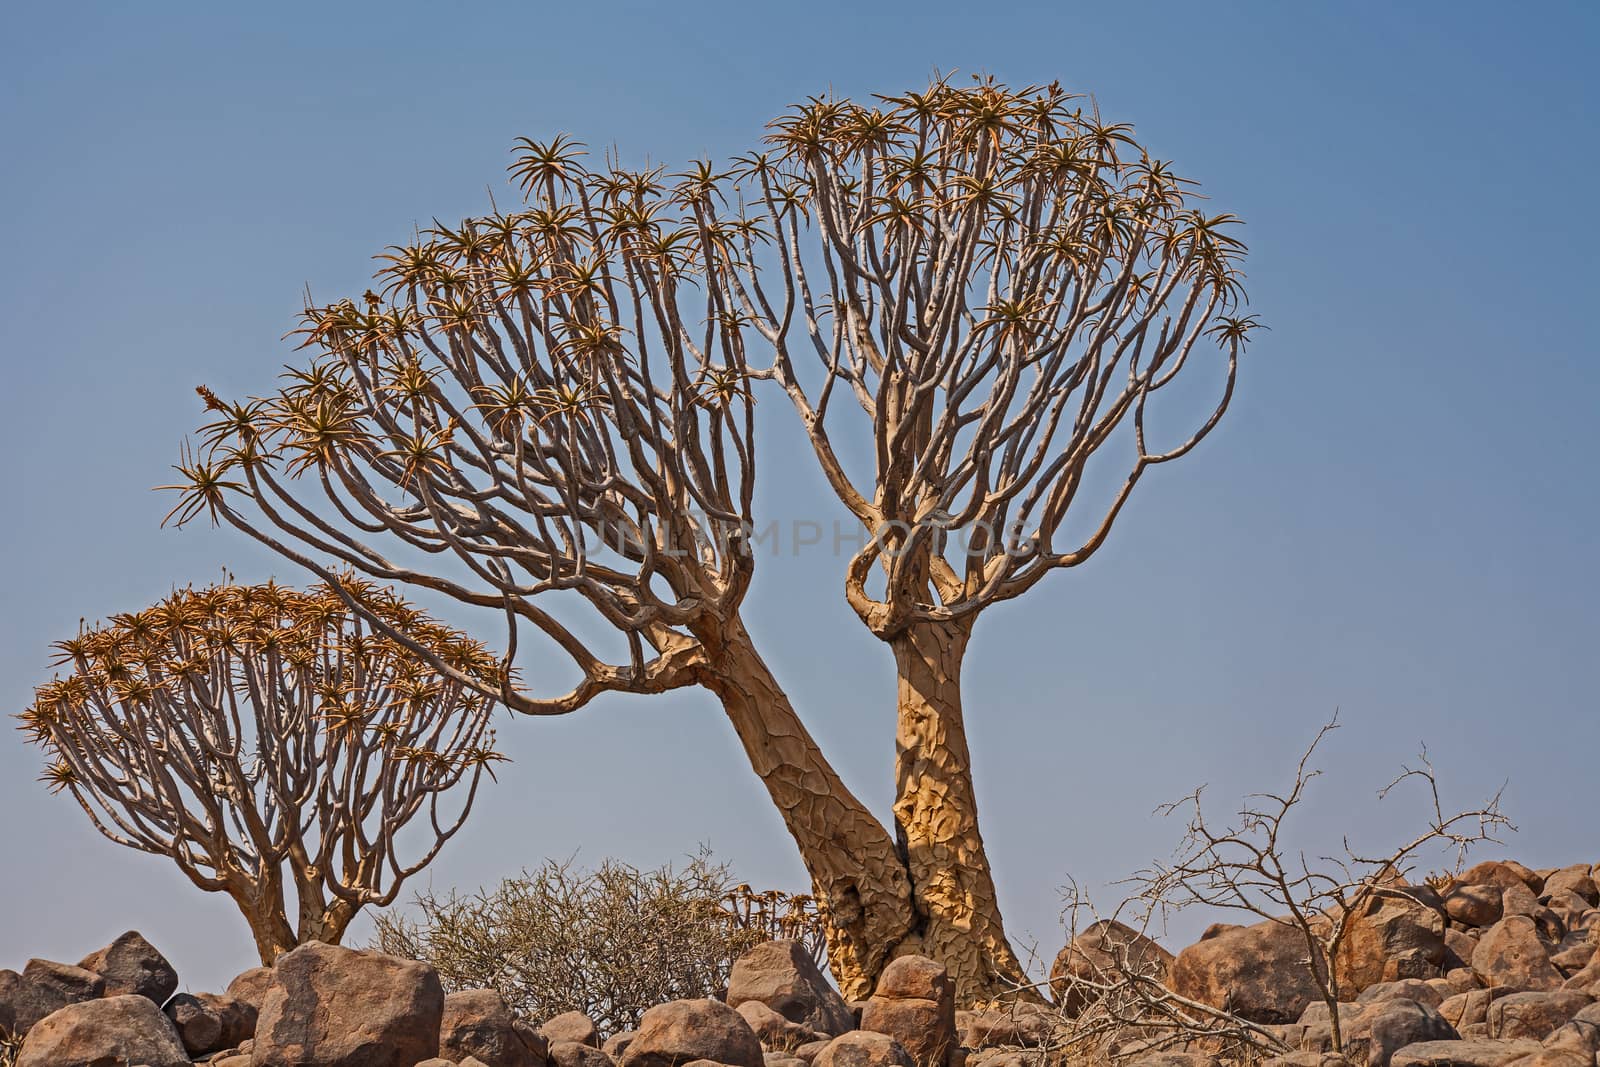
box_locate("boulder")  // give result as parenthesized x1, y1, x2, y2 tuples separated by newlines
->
(959, 1004, 1057, 1049)
(77, 930, 180, 1005)
(227, 966, 275, 1013)
(861, 956, 956, 1067)
(813, 1031, 916, 1067)
(1169, 919, 1322, 1024)
(1459, 862, 1542, 895)
(1485, 991, 1594, 1041)
(1472, 917, 1564, 992)
(1438, 991, 1494, 1030)
(15, 993, 190, 1067)
(1542, 869, 1599, 908)
(1340, 999, 1458, 1067)
(1388, 1039, 1541, 1067)
(1121, 1056, 1221, 1067)
(729, 941, 856, 1039)
(542, 1011, 602, 1048)
(166, 992, 224, 1055)
(739, 999, 831, 1050)
(604, 1031, 638, 1059)
(1, 961, 105, 1039)
(251, 941, 445, 1067)
(620, 998, 765, 1067)
(1444, 888, 1504, 930)
(1339, 895, 1448, 991)
(1359, 980, 1445, 1009)
(440, 988, 547, 1067)
(794, 1038, 834, 1063)
(768, 1055, 812, 1067)
(1049, 920, 1174, 1015)
(550, 1039, 618, 1067)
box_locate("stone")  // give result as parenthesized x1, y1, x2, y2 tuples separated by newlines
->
(794, 1039, 834, 1063)
(1445, 930, 1480, 972)
(440, 988, 547, 1067)
(227, 966, 275, 1013)
(861, 956, 957, 1067)
(958, 1004, 1057, 1049)
(620, 998, 765, 1067)
(729, 942, 856, 1039)
(1445, 888, 1504, 930)
(1, 961, 105, 1039)
(1438, 991, 1494, 1030)
(550, 1039, 618, 1067)
(1049, 920, 1174, 1016)
(542, 1011, 602, 1048)
(769, 1055, 813, 1067)
(252, 941, 445, 1067)
(78, 930, 180, 1005)
(1339, 999, 1458, 1067)
(604, 1031, 638, 1059)
(1472, 917, 1564, 992)
(1542, 869, 1599, 908)
(1459, 862, 1542, 895)
(739, 999, 831, 1051)
(1485, 992, 1594, 1041)
(1359, 980, 1445, 1009)
(812, 1031, 916, 1067)
(1122, 1056, 1220, 1067)
(1388, 1039, 1540, 1067)
(166, 992, 224, 1055)
(14, 994, 190, 1067)
(1551, 943, 1596, 974)
(1168, 918, 1322, 1024)
(1339, 895, 1448, 991)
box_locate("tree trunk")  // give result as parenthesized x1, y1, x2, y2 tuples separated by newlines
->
(701, 620, 917, 1000)
(230, 882, 299, 966)
(889, 619, 1035, 1006)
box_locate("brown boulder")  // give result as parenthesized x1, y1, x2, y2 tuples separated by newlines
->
(1444, 888, 1504, 930)
(813, 1031, 916, 1067)
(604, 1031, 638, 1059)
(1, 961, 105, 1039)
(440, 988, 547, 1067)
(1339, 999, 1458, 1067)
(252, 941, 445, 1067)
(1542, 868, 1599, 908)
(551, 1039, 619, 1067)
(739, 999, 831, 1050)
(730, 942, 855, 1039)
(1049, 920, 1173, 1015)
(1169, 919, 1321, 1024)
(542, 1011, 602, 1048)
(1339, 894, 1448, 991)
(1485, 991, 1594, 1041)
(227, 966, 275, 1013)
(1388, 1039, 1540, 1067)
(77, 930, 179, 1005)
(164, 991, 259, 1055)
(861, 956, 956, 1067)
(1472, 917, 1564, 992)
(959, 1004, 1057, 1049)
(15, 993, 189, 1067)
(1459, 862, 1542, 894)
(620, 998, 765, 1067)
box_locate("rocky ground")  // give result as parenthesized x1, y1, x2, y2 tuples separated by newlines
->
(3, 859, 1597, 1067)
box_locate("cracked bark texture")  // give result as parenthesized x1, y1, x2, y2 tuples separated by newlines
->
(889, 620, 1035, 1006)
(701, 621, 917, 1000)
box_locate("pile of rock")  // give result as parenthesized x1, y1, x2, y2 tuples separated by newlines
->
(4, 858, 1597, 1067)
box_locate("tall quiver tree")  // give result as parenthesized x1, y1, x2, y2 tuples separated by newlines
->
(168, 142, 917, 995)
(19, 581, 505, 964)
(713, 78, 1263, 1000)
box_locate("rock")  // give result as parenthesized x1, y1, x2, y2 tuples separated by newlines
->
(1562, 956, 1600, 993)
(1542, 869, 1599, 908)
(227, 966, 275, 1013)
(604, 1031, 638, 1059)
(542, 1011, 602, 1048)
(1459, 862, 1542, 895)
(729, 942, 855, 1039)
(1501, 884, 1542, 920)
(958, 1004, 1057, 1049)
(1120, 1055, 1220, 1067)
(1438, 991, 1494, 1029)
(769, 1055, 813, 1067)
(1485, 992, 1594, 1041)
(620, 998, 765, 1067)
(1501, 1052, 1592, 1067)
(1049, 920, 1174, 1016)
(14, 994, 189, 1067)
(440, 988, 547, 1067)
(417, 1061, 458, 1067)
(1, 961, 105, 1039)
(77, 930, 179, 1005)
(861, 956, 956, 1067)
(1445, 888, 1504, 930)
(813, 1031, 916, 1067)
(1473, 917, 1564, 992)
(1169, 919, 1322, 1024)
(739, 999, 831, 1050)
(1388, 1039, 1541, 1067)
(166, 992, 224, 1055)
(252, 941, 445, 1067)
(551, 1039, 618, 1067)
(1360, 980, 1446, 1009)
(1551, 942, 1596, 974)
(1445, 930, 1480, 972)
(1340, 999, 1458, 1067)
(1340, 895, 1448, 991)
(794, 1039, 834, 1063)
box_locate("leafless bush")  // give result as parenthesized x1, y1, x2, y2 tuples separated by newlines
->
(372, 850, 767, 1033)
(1052, 714, 1511, 1060)
(721, 885, 828, 965)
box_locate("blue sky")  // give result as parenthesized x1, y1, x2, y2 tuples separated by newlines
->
(2, 2, 1597, 992)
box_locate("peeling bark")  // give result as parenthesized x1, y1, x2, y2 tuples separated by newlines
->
(889, 620, 1036, 1006)
(701, 621, 916, 1000)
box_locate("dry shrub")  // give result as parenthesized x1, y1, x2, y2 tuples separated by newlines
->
(372, 850, 766, 1033)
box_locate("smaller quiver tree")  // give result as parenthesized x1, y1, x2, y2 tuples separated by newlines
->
(18, 580, 506, 964)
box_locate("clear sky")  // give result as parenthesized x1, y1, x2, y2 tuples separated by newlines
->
(3, 2, 1596, 993)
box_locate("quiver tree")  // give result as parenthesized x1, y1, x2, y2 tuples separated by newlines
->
(169, 143, 916, 995)
(703, 76, 1264, 998)
(18, 580, 505, 964)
